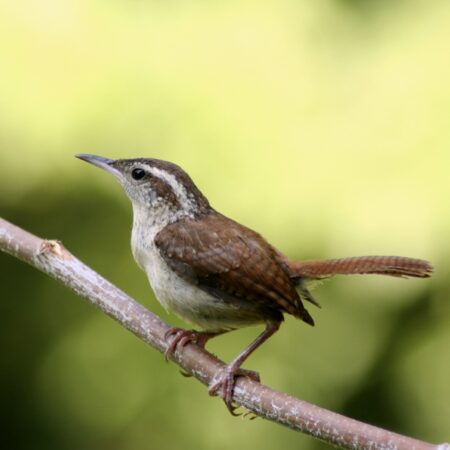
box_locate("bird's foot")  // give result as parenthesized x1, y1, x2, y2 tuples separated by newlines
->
(208, 365, 260, 415)
(164, 327, 212, 361)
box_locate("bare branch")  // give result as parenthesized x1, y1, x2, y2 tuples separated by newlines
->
(0, 217, 447, 450)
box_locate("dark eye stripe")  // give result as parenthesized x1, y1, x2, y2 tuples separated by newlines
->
(151, 177, 181, 208)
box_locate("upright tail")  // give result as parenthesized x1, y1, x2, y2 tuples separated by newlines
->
(288, 256, 433, 279)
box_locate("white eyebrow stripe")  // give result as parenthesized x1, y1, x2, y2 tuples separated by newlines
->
(146, 165, 194, 211)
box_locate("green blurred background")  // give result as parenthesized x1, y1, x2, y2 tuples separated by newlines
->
(1, 0, 449, 449)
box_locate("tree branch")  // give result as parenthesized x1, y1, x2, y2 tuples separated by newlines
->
(0, 217, 447, 450)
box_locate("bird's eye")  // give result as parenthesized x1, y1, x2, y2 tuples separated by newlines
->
(131, 168, 146, 180)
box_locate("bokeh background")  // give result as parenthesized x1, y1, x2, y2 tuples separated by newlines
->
(1, 0, 449, 449)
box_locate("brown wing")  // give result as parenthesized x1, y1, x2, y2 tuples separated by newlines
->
(154, 213, 314, 325)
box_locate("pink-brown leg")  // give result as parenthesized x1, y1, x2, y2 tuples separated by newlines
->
(164, 327, 225, 361)
(208, 320, 280, 415)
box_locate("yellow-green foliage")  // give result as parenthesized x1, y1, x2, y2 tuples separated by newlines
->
(0, 1, 448, 449)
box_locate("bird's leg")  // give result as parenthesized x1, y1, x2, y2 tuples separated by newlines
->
(208, 320, 280, 415)
(164, 327, 226, 360)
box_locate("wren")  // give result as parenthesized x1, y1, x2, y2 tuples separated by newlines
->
(76, 154, 432, 414)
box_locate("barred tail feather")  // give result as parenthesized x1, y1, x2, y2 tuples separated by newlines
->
(289, 256, 433, 279)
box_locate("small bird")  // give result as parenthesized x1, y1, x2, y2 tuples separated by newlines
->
(76, 154, 432, 414)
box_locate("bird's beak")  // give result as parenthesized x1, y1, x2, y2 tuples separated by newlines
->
(75, 154, 122, 180)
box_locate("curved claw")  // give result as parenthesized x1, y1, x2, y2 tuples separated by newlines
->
(165, 328, 196, 360)
(208, 366, 260, 415)
(164, 327, 218, 361)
